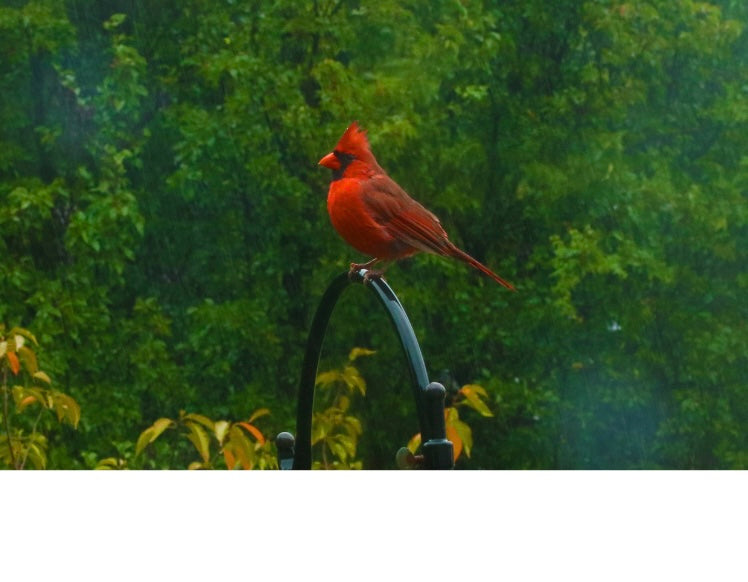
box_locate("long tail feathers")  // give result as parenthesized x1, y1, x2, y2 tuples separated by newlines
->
(447, 245, 516, 291)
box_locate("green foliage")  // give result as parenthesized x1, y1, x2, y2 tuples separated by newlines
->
(408, 382, 496, 463)
(102, 407, 276, 470)
(1, 0, 746, 468)
(0, 326, 80, 469)
(314, 350, 497, 468)
(312, 347, 373, 469)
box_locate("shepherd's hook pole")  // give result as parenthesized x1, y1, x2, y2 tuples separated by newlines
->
(283, 269, 453, 470)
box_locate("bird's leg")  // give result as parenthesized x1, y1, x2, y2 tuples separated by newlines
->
(362, 268, 386, 284)
(348, 258, 380, 281)
(350, 257, 380, 272)
(348, 258, 390, 284)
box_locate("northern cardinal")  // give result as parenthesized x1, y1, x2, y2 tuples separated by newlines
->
(319, 122, 515, 290)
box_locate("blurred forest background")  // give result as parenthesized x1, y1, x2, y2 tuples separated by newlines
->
(1, 0, 746, 469)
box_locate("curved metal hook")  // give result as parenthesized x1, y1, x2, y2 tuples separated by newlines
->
(291, 270, 452, 469)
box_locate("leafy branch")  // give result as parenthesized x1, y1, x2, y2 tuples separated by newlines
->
(407, 383, 494, 463)
(122, 408, 276, 470)
(0, 326, 80, 469)
(311, 347, 375, 469)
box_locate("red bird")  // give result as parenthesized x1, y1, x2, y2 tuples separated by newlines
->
(319, 122, 515, 290)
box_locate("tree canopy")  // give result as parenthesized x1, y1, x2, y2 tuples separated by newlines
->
(1, 0, 746, 468)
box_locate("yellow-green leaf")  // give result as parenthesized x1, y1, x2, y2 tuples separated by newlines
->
(33, 371, 52, 385)
(342, 365, 366, 395)
(183, 413, 214, 431)
(315, 370, 342, 388)
(311, 413, 329, 445)
(17, 346, 38, 374)
(229, 425, 255, 469)
(447, 408, 473, 458)
(348, 347, 376, 362)
(446, 423, 463, 461)
(344, 415, 362, 436)
(460, 385, 494, 417)
(247, 407, 271, 423)
(12, 385, 29, 408)
(151, 418, 174, 439)
(26, 442, 47, 469)
(96, 457, 125, 470)
(327, 436, 349, 462)
(337, 434, 356, 457)
(135, 418, 174, 456)
(462, 384, 488, 397)
(214, 420, 230, 445)
(51, 391, 81, 428)
(337, 394, 351, 412)
(186, 422, 211, 463)
(135, 428, 154, 456)
(407, 432, 421, 454)
(11, 327, 38, 346)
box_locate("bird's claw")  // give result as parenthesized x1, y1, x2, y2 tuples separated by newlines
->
(347, 264, 362, 281)
(362, 270, 384, 285)
(348, 264, 384, 285)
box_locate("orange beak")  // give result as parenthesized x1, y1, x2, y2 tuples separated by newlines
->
(318, 151, 340, 170)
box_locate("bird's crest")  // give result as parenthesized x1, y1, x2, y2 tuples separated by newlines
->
(335, 121, 372, 158)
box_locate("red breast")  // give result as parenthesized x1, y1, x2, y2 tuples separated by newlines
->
(325, 175, 417, 260)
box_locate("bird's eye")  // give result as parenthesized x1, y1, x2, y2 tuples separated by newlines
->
(334, 150, 355, 167)
(333, 150, 353, 160)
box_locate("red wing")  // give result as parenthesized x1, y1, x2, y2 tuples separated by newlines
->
(361, 174, 451, 255)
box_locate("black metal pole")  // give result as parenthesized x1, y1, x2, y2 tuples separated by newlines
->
(351, 270, 433, 443)
(293, 272, 351, 470)
(291, 269, 453, 469)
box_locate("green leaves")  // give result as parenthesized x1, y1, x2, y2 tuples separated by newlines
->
(135, 418, 175, 457)
(1, 0, 746, 470)
(134, 409, 275, 470)
(311, 348, 374, 469)
(103, 13, 127, 31)
(315, 347, 376, 398)
(459, 385, 494, 418)
(446, 408, 472, 460)
(1, 328, 80, 468)
(408, 382, 494, 464)
(186, 422, 211, 464)
(50, 391, 81, 428)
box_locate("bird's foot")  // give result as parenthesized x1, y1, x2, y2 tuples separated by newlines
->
(361, 269, 385, 285)
(348, 259, 382, 283)
(348, 263, 384, 285)
(347, 264, 362, 281)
